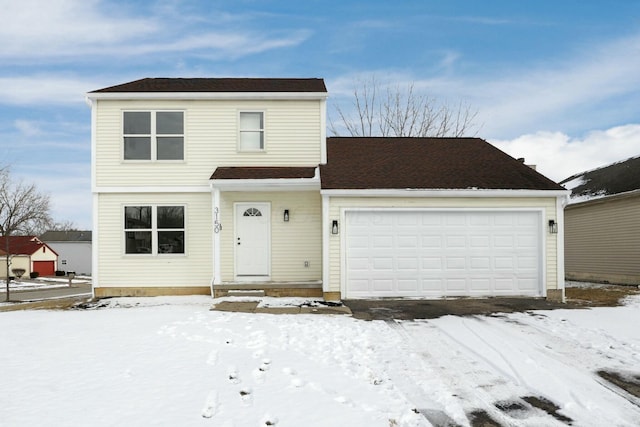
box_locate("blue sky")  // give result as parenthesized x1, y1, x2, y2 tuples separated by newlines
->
(1, 0, 640, 229)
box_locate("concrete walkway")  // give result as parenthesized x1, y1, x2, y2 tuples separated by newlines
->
(211, 300, 352, 315)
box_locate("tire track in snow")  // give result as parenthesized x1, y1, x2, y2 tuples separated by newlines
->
(384, 319, 558, 427)
(392, 318, 570, 427)
(421, 314, 640, 426)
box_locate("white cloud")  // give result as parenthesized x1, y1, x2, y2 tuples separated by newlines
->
(490, 124, 640, 182)
(14, 120, 42, 136)
(0, 0, 309, 61)
(329, 31, 640, 139)
(0, 0, 157, 57)
(452, 33, 640, 137)
(0, 76, 99, 105)
(13, 162, 92, 229)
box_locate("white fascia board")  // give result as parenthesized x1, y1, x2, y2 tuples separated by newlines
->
(93, 186, 211, 194)
(320, 189, 571, 198)
(211, 177, 320, 192)
(86, 92, 328, 101)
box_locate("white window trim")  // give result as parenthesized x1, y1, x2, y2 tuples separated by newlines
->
(237, 110, 266, 152)
(123, 204, 187, 256)
(122, 110, 185, 162)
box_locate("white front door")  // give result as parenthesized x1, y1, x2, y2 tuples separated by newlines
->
(235, 203, 270, 278)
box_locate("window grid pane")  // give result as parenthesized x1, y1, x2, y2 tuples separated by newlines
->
(158, 231, 184, 254)
(240, 131, 264, 150)
(125, 206, 152, 229)
(240, 112, 263, 130)
(156, 112, 183, 134)
(125, 231, 152, 254)
(157, 137, 184, 160)
(124, 137, 151, 160)
(157, 206, 184, 228)
(124, 112, 151, 134)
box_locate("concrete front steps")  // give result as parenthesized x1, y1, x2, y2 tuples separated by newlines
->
(213, 281, 323, 298)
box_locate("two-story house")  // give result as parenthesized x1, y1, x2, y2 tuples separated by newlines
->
(87, 78, 569, 301)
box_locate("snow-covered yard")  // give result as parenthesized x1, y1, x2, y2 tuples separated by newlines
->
(1, 295, 639, 427)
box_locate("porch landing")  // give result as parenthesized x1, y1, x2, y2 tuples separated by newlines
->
(213, 281, 323, 298)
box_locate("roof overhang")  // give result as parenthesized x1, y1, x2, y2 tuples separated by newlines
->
(566, 188, 640, 209)
(320, 189, 571, 198)
(211, 167, 321, 192)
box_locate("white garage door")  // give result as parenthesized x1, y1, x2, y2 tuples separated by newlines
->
(345, 210, 542, 298)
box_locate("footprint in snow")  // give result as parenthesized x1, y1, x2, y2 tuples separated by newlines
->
(228, 366, 241, 384)
(282, 367, 304, 388)
(261, 413, 278, 426)
(252, 368, 266, 383)
(334, 395, 354, 407)
(201, 391, 218, 418)
(252, 359, 272, 383)
(206, 350, 218, 365)
(259, 359, 271, 371)
(239, 388, 253, 406)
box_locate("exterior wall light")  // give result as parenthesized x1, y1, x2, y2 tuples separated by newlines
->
(548, 219, 558, 234)
(331, 220, 339, 235)
(283, 209, 289, 222)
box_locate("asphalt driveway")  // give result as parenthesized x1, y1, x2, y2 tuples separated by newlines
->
(343, 297, 577, 320)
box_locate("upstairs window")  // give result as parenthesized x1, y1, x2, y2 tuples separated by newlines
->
(124, 205, 185, 255)
(124, 111, 184, 160)
(239, 111, 264, 151)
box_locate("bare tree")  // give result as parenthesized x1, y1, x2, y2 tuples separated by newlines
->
(330, 76, 479, 138)
(47, 219, 78, 232)
(0, 168, 51, 301)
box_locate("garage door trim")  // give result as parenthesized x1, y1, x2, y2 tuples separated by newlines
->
(340, 207, 546, 299)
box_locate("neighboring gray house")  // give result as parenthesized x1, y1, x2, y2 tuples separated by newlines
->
(39, 231, 92, 275)
(560, 155, 640, 285)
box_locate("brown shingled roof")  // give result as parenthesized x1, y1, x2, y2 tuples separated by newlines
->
(91, 78, 327, 93)
(320, 137, 564, 190)
(211, 167, 317, 180)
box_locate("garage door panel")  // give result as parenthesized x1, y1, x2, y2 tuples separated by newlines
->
(445, 278, 467, 291)
(470, 235, 490, 248)
(373, 279, 393, 292)
(398, 279, 419, 291)
(446, 215, 466, 226)
(372, 257, 393, 270)
(397, 235, 418, 248)
(422, 257, 443, 269)
(397, 257, 418, 271)
(471, 257, 491, 269)
(446, 235, 466, 248)
(421, 236, 442, 247)
(446, 257, 467, 269)
(348, 236, 369, 249)
(470, 278, 491, 291)
(346, 210, 542, 298)
(518, 256, 538, 269)
(372, 236, 393, 248)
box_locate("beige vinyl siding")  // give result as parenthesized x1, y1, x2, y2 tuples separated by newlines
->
(326, 196, 560, 293)
(219, 191, 321, 282)
(31, 246, 57, 263)
(1, 255, 30, 278)
(565, 193, 640, 284)
(95, 192, 212, 288)
(94, 99, 322, 187)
